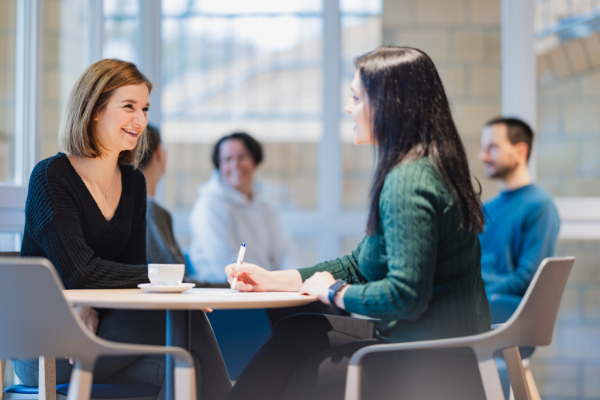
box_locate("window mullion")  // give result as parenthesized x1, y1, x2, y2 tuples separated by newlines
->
(139, 0, 162, 127)
(317, 0, 342, 261)
(86, 0, 104, 65)
(15, 0, 43, 186)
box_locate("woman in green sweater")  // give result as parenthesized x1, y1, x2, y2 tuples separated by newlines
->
(224, 46, 491, 400)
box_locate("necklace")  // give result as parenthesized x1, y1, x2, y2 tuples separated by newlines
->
(78, 155, 117, 199)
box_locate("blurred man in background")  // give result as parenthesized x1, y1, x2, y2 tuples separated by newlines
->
(478, 117, 560, 299)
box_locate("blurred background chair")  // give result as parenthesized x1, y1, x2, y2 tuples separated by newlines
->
(0, 257, 196, 400)
(343, 257, 575, 400)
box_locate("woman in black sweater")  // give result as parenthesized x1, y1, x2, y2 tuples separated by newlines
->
(17, 59, 231, 400)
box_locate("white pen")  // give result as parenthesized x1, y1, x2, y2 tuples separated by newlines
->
(230, 243, 246, 289)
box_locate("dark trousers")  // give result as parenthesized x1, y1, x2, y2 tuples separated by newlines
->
(226, 313, 408, 400)
(14, 309, 232, 400)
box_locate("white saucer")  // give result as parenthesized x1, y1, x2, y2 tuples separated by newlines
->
(138, 283, 196, 293)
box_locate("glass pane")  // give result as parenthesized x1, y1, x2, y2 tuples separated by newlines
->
(340, 3, 381, 212)
(340, 0, 382, 14)
(41, 0, 89, 160)
(187, 0, 322, 14)
(162, 1, 322, 228)
(535, 1, 600, 196)
(0, 232, 20, 252)
(293, 236, 318, 268)
(0, 0, 17, 184)
(103, 0, 140, 63)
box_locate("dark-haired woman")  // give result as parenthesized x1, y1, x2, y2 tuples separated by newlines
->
(224, 46, 491, 400)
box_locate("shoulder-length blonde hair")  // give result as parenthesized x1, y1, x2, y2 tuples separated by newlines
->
(59, 59, 153, 167)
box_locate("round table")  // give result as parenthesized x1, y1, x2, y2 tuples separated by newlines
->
(63, 288, 317, 400)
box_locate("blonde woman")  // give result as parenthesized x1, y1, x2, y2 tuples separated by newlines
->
(17, 59, 231, 400)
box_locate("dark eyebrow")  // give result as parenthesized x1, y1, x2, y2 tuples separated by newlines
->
(121, 99, 150, 107)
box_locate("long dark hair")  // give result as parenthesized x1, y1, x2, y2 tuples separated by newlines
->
(357, 46, 484, 235)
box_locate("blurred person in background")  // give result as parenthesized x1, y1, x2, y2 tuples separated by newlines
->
(138, 124, 186, 266)
(188, 132, 299, 284)
(478, 117, 560, 299)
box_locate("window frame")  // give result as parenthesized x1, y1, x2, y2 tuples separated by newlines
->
(0, 0, 42, 235)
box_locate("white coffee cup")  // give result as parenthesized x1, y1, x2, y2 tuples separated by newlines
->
(148, 264, 185, 286)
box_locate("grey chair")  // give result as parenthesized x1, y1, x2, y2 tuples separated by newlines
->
(0, 257, 197, 400)
(344, 257, 575, 400)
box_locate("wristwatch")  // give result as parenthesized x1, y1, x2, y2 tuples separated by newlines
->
(328, 279, 348, 307)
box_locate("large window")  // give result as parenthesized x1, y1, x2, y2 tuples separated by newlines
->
(161, 0, 324, 215)
(41, 0, 89, 160)
(157, 0, 382, 261)
(340, 0, 381, 212)
(0, 0, 37, 250)
(103, 0, 140, 64)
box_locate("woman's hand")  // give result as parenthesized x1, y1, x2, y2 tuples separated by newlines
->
(75, 305, 99, 335)
(225, 262, 270, 292)
(68, 306, 99, 364)
(299, 271, 336, 304)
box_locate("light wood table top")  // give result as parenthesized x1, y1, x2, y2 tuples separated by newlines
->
(63, 288, 318, 310)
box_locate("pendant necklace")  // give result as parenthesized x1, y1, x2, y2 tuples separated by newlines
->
(78, 155, 117, 199)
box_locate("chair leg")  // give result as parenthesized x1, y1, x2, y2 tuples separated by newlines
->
(174, 363, 197, 400)
(344, 364, 362, 400)
(503, 347, 532, 400)
(66, 361, 93, 400)
(476, 354, 505, 400)
(39, 356, 56, 400)
(1, 359, 6, 400)
(523, 361, 541, 400)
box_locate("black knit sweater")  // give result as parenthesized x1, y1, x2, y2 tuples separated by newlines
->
(21, 153, 150, 289)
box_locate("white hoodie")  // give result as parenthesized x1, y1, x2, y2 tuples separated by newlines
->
(188, 170, 298, 283)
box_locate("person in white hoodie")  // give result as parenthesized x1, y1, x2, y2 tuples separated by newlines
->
(188, 132, 298, 283)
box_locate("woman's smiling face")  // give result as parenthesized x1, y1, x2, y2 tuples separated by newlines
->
(345, 70, 373, 145)
(93, 83, 150, 154)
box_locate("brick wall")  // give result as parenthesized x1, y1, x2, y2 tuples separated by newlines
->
(534, 30, 600, 400)
(537, 58, 600, 196)
(382, 0, 502, 202)
(530, 240, 600, 399)
(381, 2, 600, 399)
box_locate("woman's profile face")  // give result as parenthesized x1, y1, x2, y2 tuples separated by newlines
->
(345, 70, 373, 145)
(219, 139, 256, 192)
(93, 83, 150, 155)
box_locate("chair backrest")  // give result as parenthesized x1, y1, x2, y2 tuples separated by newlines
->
(0, 257, 96, 360)
(500, 257, 575, 347)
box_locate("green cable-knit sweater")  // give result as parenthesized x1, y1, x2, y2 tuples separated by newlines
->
(299, 158, 491, 342)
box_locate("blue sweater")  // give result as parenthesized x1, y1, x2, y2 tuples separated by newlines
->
(479, 184, 560, 297)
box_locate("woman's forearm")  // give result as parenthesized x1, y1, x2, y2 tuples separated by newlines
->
(267, 269, 303, 292)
